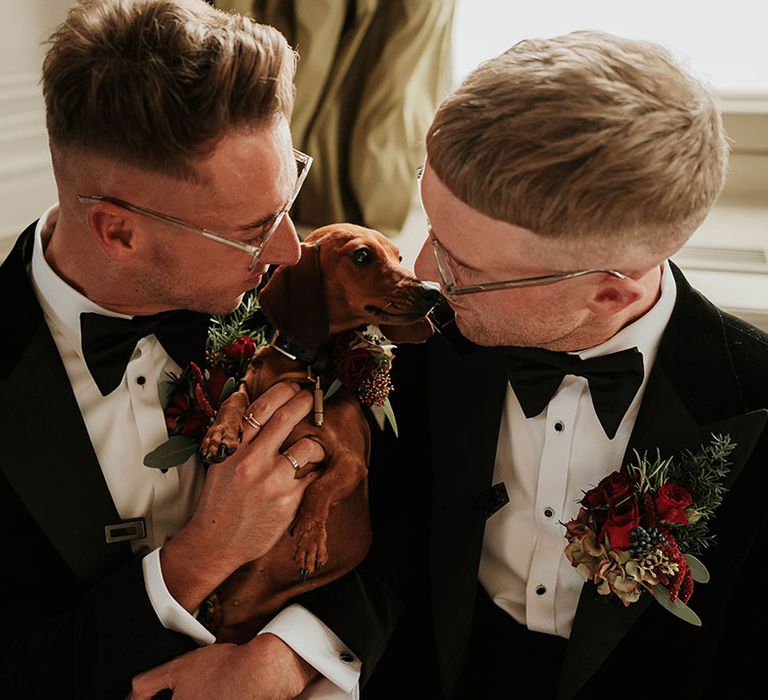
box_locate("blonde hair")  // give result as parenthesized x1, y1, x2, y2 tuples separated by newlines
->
(42, 0, 296, 178)
(426, 31, 727, 254)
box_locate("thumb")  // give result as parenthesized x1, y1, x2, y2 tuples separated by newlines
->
(129, 666, 174, 700)
(295, 467, 321, 483)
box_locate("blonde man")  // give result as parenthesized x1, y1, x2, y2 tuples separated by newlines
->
(0, 1, 370, 697)
(343, 32, 768, 699)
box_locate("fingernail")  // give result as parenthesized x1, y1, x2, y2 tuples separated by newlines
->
(289, 381, 302, 392)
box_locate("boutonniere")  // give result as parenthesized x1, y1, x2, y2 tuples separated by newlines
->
(325, 324, 398, 436)
(564, 434, 735, 626)
(144, 301, 400, 469)
(143, 294, 266, 469)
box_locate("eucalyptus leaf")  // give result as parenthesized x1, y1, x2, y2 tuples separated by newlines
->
(381, 398, 399, 438)
(684, 554, 711, 584)
(368, 405, 386, 432)
(649, 585, 702, 626)
(324, 379, 343, 401)
(219, 376, 237, 405)
(143, 435, 199, 469)
(158, 380, 175, 408)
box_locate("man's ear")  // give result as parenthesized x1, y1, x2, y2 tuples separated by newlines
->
(85, 203, 137, 261)
(586, 276, 644, 316)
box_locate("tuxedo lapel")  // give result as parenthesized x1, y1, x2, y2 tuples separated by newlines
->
(427, 332, 508, 695)
(557, 266, 768, 699)
(0, 225, 131, 583)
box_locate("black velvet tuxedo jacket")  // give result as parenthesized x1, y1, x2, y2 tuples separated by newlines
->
(309, 262, 768, 699)
(4, 217, 768, 699)
(0, 224, 208, 698)
(0, 223, 398, 698)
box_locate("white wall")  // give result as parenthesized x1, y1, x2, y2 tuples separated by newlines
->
(453, 0, 768, 95)
(0, 0, 71, 256)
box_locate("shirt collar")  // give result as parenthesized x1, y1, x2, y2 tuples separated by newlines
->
(29, 204, 132, 359)
(576, 261, 677, 371)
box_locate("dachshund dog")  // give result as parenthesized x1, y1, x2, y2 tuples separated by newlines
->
(198, 223, 440, 642)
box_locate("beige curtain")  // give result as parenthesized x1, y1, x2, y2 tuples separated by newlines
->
(216, 0, 455, 237)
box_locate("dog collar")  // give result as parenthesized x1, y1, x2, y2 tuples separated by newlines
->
(268, 329, 330, 374)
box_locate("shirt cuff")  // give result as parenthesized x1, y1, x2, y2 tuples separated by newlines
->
(142, 547, 216, 646)
(259, 604, 361, 695)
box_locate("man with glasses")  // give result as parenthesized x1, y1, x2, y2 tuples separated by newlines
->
(0, 1, 363, 697)
(312, 32, 768, 699)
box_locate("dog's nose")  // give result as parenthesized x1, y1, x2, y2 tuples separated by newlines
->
(417, 281, 442, 304)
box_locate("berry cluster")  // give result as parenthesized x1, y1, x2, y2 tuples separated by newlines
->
(629, 525, 668, 558)
(357, 368, 395, 407)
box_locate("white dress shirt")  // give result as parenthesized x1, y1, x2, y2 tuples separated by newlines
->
(479, 262, 677, 638)
(29, 205, 359, 698)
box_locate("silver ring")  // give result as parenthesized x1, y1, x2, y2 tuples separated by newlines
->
(243, 413, 263, 430)
(280, 450, 302, 471)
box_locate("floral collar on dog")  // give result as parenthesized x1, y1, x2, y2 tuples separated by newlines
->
(143, 297, 398, 469)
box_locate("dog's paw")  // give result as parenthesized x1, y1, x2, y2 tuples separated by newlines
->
(292, 518, 329, 580)
(199, 421, 241, 464)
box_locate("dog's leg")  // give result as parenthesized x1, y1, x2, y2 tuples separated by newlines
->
(292, 451, 368, 579)
(200, 384, 250, 462)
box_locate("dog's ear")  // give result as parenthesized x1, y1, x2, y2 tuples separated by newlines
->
(380, 317, 435, 344)
(258, 243, 330, 346)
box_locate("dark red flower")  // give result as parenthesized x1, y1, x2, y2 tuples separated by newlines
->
(221, 336, 258, 361)
(581, 487, 605, 509)
(165, 391, 190, 432)
(207, 364, 230, 408)
(336, 348, 375, 391)
(180, 406, 208, 439)
(655, 483, 693, 525)
(599, 472, 633, 506)
(164, 390, 209, 439)
(600, 499, 641, 550)
(581, 471, 632, 509)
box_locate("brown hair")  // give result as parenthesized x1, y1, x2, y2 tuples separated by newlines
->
(426, 31, 727, 255)
(42, 0, 296, 178)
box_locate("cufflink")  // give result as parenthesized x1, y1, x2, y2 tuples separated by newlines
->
(105, 518, 146, 543)
(339, 651, 355, 663)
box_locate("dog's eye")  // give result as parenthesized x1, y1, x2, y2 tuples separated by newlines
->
(351, 248, 373, 266)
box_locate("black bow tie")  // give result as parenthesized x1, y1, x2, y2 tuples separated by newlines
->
(80, 310, 210, 396)
(505, 346, 644, 439)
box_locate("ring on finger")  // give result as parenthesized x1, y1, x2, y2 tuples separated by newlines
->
(280, 450, 302, 471)
(243, 412, 263, 430)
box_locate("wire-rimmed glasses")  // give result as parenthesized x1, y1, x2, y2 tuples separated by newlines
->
(416, 163, 629, 298)
(77, 149, 313, 271)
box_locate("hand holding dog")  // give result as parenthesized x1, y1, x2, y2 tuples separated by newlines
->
(160, 382, 325, 612)
(128, 633, 318, 700)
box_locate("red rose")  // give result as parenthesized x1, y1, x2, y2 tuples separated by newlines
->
(581, 486, 605, 509)
(600, 499, 641, 550)
(599, 472, 632, 506)
(207, 364, 230, 408)
(655, 483, 693, 525)
(581, 471, 631, 509)
(221, 336, 258, 361)
(336, 349, 375, 391)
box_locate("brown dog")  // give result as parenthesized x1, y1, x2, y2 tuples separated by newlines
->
(198, 223, 439, 642)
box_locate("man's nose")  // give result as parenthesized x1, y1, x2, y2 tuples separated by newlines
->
(263, 214, 301, 267)
(414, 238, 440, 284)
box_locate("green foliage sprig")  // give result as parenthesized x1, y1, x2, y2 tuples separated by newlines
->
(625, 434, 735, 555)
